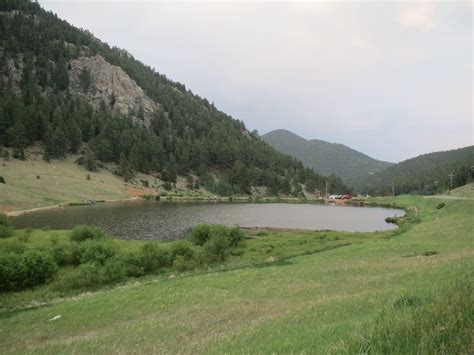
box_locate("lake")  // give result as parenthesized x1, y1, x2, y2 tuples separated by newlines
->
(11, 201, 405, 241)
(12, 201, 405, 240)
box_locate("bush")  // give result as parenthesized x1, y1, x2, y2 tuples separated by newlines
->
(79, 240, 117, 265)
(436, 202, 446, 210)
(169, 241, 195, 262)
(57, 262, 102, 290)
(0, 251, 58, 291)
(100, 257, 127, 284)
(123, 252, 146, 277)
(0, 176, 5, 184)
(189, 224, 211, 246)
(22, 251, 59, 288)
(204, 234, 230, 262)
(0, 213, 12, 227)
(228, 227, 244, 247)
(0, 225, 14, 238)
(138, 243, 170, 273)
(0, 253, 27, 291)
(70, 225, 106, 242)
(172, 254, 195, 271)
(50, 242, 78, 266)
(2, 239, 26, 254)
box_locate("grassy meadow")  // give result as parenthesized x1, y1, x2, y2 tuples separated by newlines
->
(0, 155, 129, 212)
(0, 195, 472, 353)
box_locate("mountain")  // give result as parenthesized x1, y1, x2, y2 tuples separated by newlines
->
(0, 1, 350, 196)
(354, 146, 474, 195)
(262, 129, 392, 183)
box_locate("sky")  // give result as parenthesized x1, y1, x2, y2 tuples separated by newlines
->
(40, 0, 473, 163)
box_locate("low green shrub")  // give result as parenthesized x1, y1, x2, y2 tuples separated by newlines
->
(0, 214, 14, 239)
(123, 252, 146, 277)
(0, 225, 14, 238)
(70, 225, 106, 242)
(0, 253, 27, 291)
(0, 213, 12, 226)
(139, 243, 170, 273)
(50, 242, 78, 266)
(101, 257, 127, 284)
(189, 224, 211, 246)
(204, 234, 230, 262)
(2, 239, 26, 254)
(228, 227, 244, 247)
(0, 251, 58, 292)
(169, 241, 195, 262)
(436, 202, 446, 210)
(57, 262, 101, 290)
(172, 254, 195, 271)
(79, 240, 117, 266)
(22, 250, 59, 288)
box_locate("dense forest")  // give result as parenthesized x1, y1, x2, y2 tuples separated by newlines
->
(353, 146, 474, 196)
(0, 0, 349, 196)
(262, 129, 393, 182)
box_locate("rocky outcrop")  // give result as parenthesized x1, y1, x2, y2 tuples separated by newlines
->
(68, 55, 157, 126)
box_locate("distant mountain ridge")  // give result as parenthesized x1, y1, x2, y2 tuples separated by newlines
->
(262, 129, 392, 182)
(353, 146, 474, 195)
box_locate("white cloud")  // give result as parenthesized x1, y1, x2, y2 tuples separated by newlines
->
(397, 3, 438, 31)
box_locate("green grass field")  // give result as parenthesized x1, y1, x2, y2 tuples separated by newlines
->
(0, 155, 129, 212)
(0, 195, 472, 353)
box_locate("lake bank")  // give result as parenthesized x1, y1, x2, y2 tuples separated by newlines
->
(1, 195, 472, 353)
(11, 200, 404, 240)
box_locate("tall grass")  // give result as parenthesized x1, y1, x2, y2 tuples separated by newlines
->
(344, 272, 473, 354)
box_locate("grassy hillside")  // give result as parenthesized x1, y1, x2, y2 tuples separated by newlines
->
(0, 195, 472, 353)
(0, 155, 127, 213)
(262, 129, 392, 182)
(450, 183, 474, 199)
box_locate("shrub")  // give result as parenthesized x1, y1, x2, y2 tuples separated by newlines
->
(79, 240, 117, 265)
(139, 243, 170, 273)
(189, 224, 211, 246)
(0, 213, 12, 227)
(204, 234, 230, 262)
(100, 257, 127, 284)
(385, 216, 399, 224)
(22, 251, 58, 288)
(0, 251, 58, 291)
(169, 241, 195, 262)
(123, 252, 146, 277)
(0, 176, 5, 184)
(17, 229, 32, 242)
(2, 239, 26, 254)
(50, 242, 78, 266)
(70, 225, 106, 242)
(57, 262, 102, 290)
(0, 225, 14, 238)
(436, 202, 446, 210)
(0, 253, 27, 291)
(227, 227, 244, 247)
(172, 254, 195, 271)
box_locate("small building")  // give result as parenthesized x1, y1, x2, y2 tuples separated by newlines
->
(314, 189, 322, 199)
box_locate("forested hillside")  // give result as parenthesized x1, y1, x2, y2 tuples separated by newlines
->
(262, 129, 392, 182)
(354, 146, 474, 195)
(0, 1, 348, 196)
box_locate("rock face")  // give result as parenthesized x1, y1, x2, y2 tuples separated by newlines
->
(68, 55, 157, 126)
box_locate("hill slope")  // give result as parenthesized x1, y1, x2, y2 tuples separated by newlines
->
(0, 1, 349, 197)
(354, 146, 474, 195)
(262, 129, 392, 182)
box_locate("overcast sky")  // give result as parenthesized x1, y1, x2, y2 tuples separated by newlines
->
(40, 1, 472, 162)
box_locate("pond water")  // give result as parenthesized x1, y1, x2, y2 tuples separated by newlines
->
(11, 201, 405, 241)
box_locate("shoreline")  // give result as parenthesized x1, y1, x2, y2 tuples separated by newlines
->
(5, 195, 390, 218)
